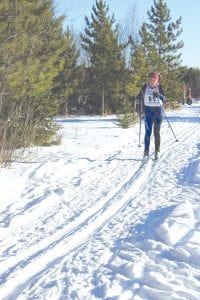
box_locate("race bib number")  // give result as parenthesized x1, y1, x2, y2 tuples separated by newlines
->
(144, 86, 162, 107)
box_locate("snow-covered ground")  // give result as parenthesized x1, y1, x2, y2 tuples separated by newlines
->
(0, 103, 200, 300)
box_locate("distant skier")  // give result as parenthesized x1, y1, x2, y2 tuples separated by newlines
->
(186, 87, 192, 105)
(136, 72, 166, 160)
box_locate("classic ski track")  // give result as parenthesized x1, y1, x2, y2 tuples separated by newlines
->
(23, 119, 200, 299)
(108, 121, 200, 237)
(1, 163, 155, 298)
(0, 149, 122, 227)
(0, 120, 199, 299)
(0, 149, 125, 256)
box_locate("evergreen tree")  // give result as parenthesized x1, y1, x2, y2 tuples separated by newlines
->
(146, 0, 184, 69)
(129, 23, 159, 94)
(52, 29, 80, 115)
(146, 0, 184, 103)
(80, 0, 127, 115)
(129, 0, 184, 104)
(182, 67, 200, 98)
(0, 0, 72, 164)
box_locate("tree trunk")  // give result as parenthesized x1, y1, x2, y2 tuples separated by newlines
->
(102, 84, 105, 116)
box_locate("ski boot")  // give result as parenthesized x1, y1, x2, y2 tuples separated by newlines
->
(155, 151, 160, 160)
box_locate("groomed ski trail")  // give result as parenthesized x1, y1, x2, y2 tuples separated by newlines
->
(0, 104, 200, 299)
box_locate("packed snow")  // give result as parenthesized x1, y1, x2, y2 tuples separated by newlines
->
(0, 103, 200, 300)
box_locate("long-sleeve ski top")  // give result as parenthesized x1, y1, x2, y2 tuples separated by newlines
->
(136, 83, 166, 114)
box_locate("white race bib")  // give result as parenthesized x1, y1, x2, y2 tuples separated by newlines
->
(144, 85, 162, 107)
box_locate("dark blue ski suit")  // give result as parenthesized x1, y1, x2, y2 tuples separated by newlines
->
(136, 83, 166, 154)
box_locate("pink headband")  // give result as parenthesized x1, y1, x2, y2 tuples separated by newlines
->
(150, 73, 160, 81)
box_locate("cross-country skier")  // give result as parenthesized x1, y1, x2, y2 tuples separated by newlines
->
(136, 72, 166, 160)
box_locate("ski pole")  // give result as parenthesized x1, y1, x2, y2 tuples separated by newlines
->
(138, 112, 142, 147)
(138, 98, 142, 147)
(162, 108, 179, 142)
(156, 92, 179, 142)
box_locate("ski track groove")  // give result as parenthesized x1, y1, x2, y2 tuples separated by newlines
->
(0, 111, 199, 299)
(61, 117, 200, 299)
(0, 154, 155, 298)
(0, 149, 124, 234)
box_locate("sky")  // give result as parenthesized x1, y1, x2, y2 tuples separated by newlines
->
(0, 103, 200, 298)
(54, 0, 200, 69)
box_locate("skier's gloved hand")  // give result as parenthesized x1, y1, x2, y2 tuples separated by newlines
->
(153, 91, 159, 98)
(141, 113, 145, 119)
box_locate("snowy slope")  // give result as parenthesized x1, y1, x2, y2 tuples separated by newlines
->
(0, 103, 200, 300)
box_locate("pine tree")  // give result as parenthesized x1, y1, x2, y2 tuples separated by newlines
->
(80, 0, 127, 115)
(129, 23, 159, 94)
(129, 0, 184, 105)
(182, 67, 200, 99)
(52, 28, 80, 115)
(146, 0, 184, 69)
(0, 0, 72, 164)
(146, 0, 184, 104)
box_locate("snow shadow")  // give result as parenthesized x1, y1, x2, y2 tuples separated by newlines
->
(55, 117, 117, 124)
(124, 200, 198, 248)
(125, 205, 177, 244)
(177, 143, 200, 185)
(93, 201, 200, 299)
(163, 115, 200, 124)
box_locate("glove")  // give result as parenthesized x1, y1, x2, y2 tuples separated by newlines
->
(141, 113, 145, 119)
(153, 91, 159, 98)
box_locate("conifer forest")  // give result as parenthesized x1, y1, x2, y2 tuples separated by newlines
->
(1, 0, 200, 165)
